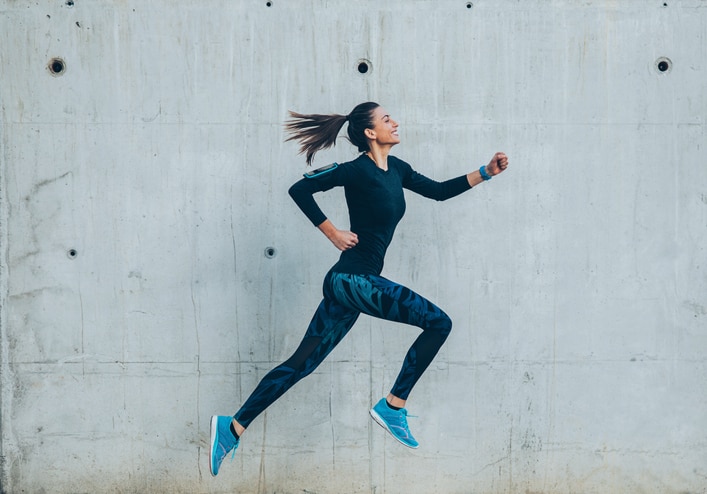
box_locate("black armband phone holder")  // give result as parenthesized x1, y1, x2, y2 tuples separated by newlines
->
(303, 162, 338, 178)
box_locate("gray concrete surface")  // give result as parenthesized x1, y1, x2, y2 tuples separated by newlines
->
(1, 0, 706, 492)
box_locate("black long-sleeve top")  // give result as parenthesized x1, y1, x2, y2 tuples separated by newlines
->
(288, 153, 472, 276)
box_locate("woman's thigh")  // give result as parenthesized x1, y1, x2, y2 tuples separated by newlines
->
(326, 272, 451, 333)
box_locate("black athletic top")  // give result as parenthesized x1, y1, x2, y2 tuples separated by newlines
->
(288, 153, 472, 275)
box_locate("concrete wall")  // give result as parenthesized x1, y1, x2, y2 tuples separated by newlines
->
(1, 0, 705, 492)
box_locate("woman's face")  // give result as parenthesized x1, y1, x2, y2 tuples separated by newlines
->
(366, 106, 400, 147)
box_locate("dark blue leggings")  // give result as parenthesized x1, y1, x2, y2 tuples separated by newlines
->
(234, 272, 452, 428)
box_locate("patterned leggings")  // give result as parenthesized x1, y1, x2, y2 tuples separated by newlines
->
(233, 271, 452, 428)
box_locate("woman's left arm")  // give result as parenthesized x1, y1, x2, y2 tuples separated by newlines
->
(466, 152, 509, 187)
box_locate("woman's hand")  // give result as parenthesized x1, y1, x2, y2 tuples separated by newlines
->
(466, 152, 510, 187)
(486, 152, 509, 176)
(329, 230, 359, 251)
(318, 219, 359, 251)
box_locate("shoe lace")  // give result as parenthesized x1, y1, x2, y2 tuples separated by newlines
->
(398, 409, 419, 431)
(218, 440, 238, 465)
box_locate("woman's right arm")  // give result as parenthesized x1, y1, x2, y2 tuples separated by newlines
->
(465, 152, 509, 186)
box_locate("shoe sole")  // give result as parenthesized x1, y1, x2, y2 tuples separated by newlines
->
(209, 415, 218, 476)
(369, 408, 419, 449)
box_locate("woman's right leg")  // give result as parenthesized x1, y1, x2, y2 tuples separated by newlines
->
(233, 296, 359, 430)
(210, 288, 359, 476)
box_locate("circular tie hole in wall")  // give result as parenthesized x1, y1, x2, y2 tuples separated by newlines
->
(264, 247, 277, 259)
(357, 59, 371, 75)
(266, 1, 273, 6)
(48, 58, 66, 76)
(655, 57, 672, 73)
(466, 2, 473, 8)
(67, 249, 78, 259)
(47, 58, 66, 76)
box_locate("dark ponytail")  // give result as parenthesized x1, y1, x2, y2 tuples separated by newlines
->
(284, 102, 380, 165)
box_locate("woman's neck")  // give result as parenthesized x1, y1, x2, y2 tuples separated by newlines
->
(366, 145, 390, 171)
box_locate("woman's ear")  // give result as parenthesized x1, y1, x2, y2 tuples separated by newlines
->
(364, 128, 376, 140)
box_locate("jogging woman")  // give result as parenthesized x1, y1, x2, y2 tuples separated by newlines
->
(210, 101, 509, 476)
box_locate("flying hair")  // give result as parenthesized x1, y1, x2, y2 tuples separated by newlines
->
(284, 102, 380, 166)
(284, 112, 348, 166)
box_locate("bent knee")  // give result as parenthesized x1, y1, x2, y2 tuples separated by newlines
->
(442, 313, 453, 336)
(429, 312, 452, 338)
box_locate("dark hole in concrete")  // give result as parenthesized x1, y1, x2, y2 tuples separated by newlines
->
(49, 58, 66, 75)
(656, 57, 672, 73)
(358, 61, 369, 74)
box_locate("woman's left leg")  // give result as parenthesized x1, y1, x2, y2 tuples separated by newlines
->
(327, 272, 452, 448)
(328, 272, 453, 400)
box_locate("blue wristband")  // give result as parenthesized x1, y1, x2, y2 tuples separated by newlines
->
(479, 165, 492, 181)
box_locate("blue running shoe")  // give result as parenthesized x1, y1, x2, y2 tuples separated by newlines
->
(369, 398, 419, 449)
(210, 415, 239, 476)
